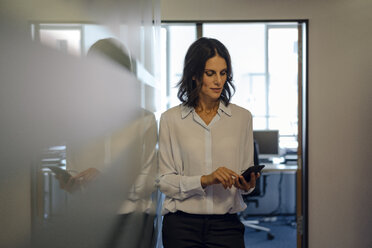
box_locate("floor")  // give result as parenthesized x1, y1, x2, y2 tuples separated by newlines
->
(243, 215, 297, 248)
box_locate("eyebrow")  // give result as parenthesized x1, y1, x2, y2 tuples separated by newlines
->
(204, 68, 227, 72)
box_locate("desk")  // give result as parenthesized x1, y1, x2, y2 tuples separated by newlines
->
(262, 163, 298, 172)
(244, 163, 298, 216)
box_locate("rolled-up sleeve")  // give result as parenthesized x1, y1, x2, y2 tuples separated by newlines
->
(158, 114, 205, 200)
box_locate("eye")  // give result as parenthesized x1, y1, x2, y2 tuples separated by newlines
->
(220, 70, 227, 76)
(204, 70, 215, 77)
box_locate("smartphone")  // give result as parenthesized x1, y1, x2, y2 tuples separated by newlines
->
(240, 165, 265, 183)
(46, 165, 72, 184)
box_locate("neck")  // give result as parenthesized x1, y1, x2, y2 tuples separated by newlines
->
(196, 99, 219, 113)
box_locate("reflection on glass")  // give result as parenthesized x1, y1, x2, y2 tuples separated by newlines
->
(32, 110, 158, 247)
(38, 24, 82, 56)
(29, 32, 160, 248)
(34, 111, 159, 248)
(1, 1, 161, 247)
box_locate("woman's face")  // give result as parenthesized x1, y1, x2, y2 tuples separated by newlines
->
(198, 54, 227, 103)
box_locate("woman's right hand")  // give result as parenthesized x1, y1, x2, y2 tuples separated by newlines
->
(56, 174, 81, 193)
(201, 167, 240, 189)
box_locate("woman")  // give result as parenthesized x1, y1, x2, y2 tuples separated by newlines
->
(158, 37, 259, 248)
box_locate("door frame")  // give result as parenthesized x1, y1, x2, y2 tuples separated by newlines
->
(161, 19, 309, 248)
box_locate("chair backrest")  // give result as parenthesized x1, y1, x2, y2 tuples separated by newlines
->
(254, 140, 260, 166)
(246, 140, 261, 197)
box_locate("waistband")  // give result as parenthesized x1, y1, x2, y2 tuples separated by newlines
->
(169, 211, 238, 220)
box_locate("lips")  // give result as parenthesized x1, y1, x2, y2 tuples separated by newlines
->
(211, 88, 222, 92)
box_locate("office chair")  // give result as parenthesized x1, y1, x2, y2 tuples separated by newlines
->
(240, 140, 275, 240)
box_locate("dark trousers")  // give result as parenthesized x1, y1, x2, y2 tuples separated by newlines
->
(162, 211, 245, 248)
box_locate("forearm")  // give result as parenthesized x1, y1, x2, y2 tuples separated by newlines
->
(159, 174, 205, 200)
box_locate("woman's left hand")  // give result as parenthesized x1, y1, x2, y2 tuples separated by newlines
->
(72, 168, 100, 184)
(234, 172, 260, 192)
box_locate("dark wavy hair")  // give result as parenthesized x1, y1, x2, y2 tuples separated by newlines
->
(177, 37, 235, 108)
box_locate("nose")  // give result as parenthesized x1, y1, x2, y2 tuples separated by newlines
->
(214, 74, 224, 85)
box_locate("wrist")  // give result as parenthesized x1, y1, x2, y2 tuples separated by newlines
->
(200, 175, 209, 188)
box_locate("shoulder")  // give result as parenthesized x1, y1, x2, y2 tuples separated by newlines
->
(161, 104, 181, 117)
(229, 103, 252, 119)
(160, 104, 182, 123)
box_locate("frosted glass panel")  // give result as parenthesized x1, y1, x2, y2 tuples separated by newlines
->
(1, 1, 161, 247)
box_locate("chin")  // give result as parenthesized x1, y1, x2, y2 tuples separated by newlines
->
(213, 93, 222, 99)
(209, 96, 221, 102)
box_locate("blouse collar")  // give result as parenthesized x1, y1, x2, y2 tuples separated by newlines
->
(181, 101, 232, 119)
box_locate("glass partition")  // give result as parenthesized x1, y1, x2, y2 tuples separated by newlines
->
(0, 1, 160, 247)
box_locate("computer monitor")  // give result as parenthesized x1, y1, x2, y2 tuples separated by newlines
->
(253, 130, 279, 161)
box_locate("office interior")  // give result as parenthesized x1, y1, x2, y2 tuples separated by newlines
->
(1, 1, 371, 248)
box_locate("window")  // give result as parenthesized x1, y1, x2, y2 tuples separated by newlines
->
(161, 22, 302, 153)
(160, 24, 197, 111)
(31, 23, 83, 56)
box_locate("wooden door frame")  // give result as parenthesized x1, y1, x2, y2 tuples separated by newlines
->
(161, 20, 309, 247)
(297, 20, 309, 248)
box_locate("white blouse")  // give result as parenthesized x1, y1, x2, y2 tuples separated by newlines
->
(158, 102, 254, 215)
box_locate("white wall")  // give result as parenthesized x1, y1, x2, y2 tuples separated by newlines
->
(160, 0, 372, 247)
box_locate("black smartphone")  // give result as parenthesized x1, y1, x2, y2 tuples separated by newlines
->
(240, 165, 265, 183)
(47, 165, 72, 184)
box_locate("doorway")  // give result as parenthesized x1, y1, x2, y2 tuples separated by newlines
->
(160, 20, 308, 248)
